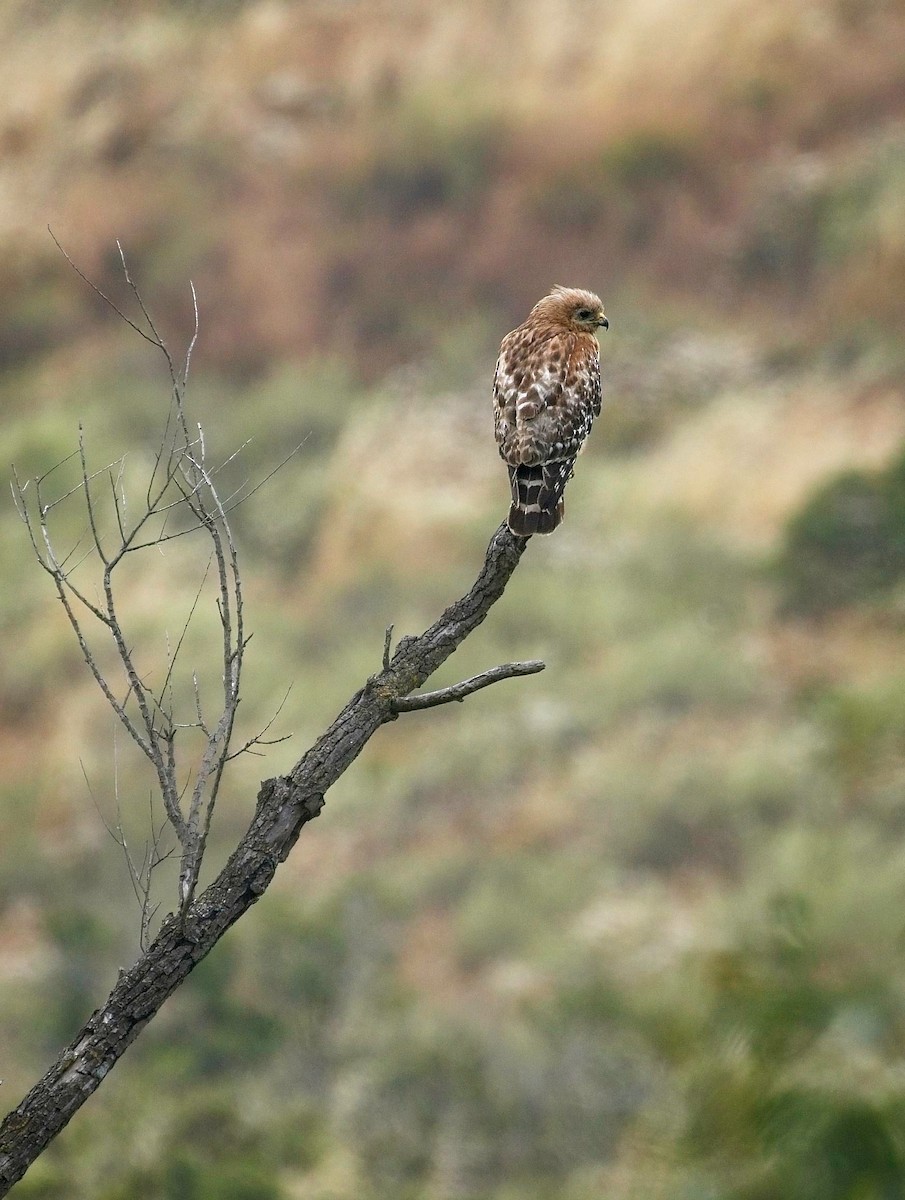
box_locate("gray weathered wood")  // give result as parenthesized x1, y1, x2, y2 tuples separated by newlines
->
(0, 522, 530, 1194)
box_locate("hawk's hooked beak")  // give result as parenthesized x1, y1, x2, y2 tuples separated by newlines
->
(598, 316, 609, 330)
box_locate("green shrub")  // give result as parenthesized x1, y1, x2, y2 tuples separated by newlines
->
(816, 131, 905, 266)
(812, 680, 905, 813)
(662, 876, 905, 1198)
(344, 1012, 651, 1197)
(736, 132, 905, 316)
(333, 112, 504, 223)
(531, 161, 615, 230)
(533, 128, 702, 233)
(735, 169, 831, 286)
(94, 1092, 283, 1200)
(778, 447, 905, 612)
(601, 130, 698, 191)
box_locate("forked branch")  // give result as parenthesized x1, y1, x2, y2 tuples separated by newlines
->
(0, 518, 536, 1194)
(0, 243, 542, 1193)
(11, 243, 250, 925)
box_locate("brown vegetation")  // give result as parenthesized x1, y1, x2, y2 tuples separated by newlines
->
(2, 1, 905, 1197)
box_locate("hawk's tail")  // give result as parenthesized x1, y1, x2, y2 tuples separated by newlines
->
(507, 460, 574, 537)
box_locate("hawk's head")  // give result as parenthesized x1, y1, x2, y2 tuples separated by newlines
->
(531, 285, 609, 334)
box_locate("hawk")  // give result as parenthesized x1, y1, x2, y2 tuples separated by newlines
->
(493, 285, 608, 536)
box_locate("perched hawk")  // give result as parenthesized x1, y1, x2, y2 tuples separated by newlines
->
(493, 285, 608, 536)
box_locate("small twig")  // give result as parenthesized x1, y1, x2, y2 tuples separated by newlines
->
(48, 228, 163, 352)
(155, 555, 213, 708)
(219, 437, 308, 513)
(77, 426, 109, 567)
(109, 462, 128, 545)
(391, 659, 546, 712)
(225, 686, 293, 762)
(382, 624, 394, 672)
(116, 239, 178, 390)
(39, 452, 126, 516)
(182, 281, 199, 387)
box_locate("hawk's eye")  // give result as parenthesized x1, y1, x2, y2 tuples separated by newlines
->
(576, 308, 592, 320)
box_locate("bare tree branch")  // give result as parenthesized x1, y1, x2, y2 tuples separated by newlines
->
(383, 623, 395, 672)
(0, 521, 533, 1194)
(48, 228, 164, 354)
(12, 241, 251, 904)
(390, 659, 545, 711)
(225, 687, 293, 761)
(0, 240, 542, 1193)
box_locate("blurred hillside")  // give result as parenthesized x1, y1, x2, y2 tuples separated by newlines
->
(4, 0, 905, 375)
(3, 1, 905, 1198)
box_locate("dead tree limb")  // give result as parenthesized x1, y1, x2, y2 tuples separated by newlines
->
(1, 239, 542, 1191)
(391, 659, 545, 711)
(0, 520, 536, 1194)
(12, 241, 288, 933)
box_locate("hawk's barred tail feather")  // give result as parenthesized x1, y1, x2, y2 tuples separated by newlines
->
(507, 461, 573, 537)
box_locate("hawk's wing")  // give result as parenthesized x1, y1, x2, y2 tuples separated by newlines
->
(493, 330, 601, 535)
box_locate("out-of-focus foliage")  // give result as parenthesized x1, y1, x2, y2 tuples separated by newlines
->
(779, 449, 905, 612)
(3, 0, 905, 1198)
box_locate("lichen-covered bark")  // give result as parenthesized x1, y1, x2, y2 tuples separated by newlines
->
(0, 523, 529, 1195)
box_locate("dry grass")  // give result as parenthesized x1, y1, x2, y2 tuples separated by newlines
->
(620, 378, 905, 548)
(2, 0, 904, 374)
